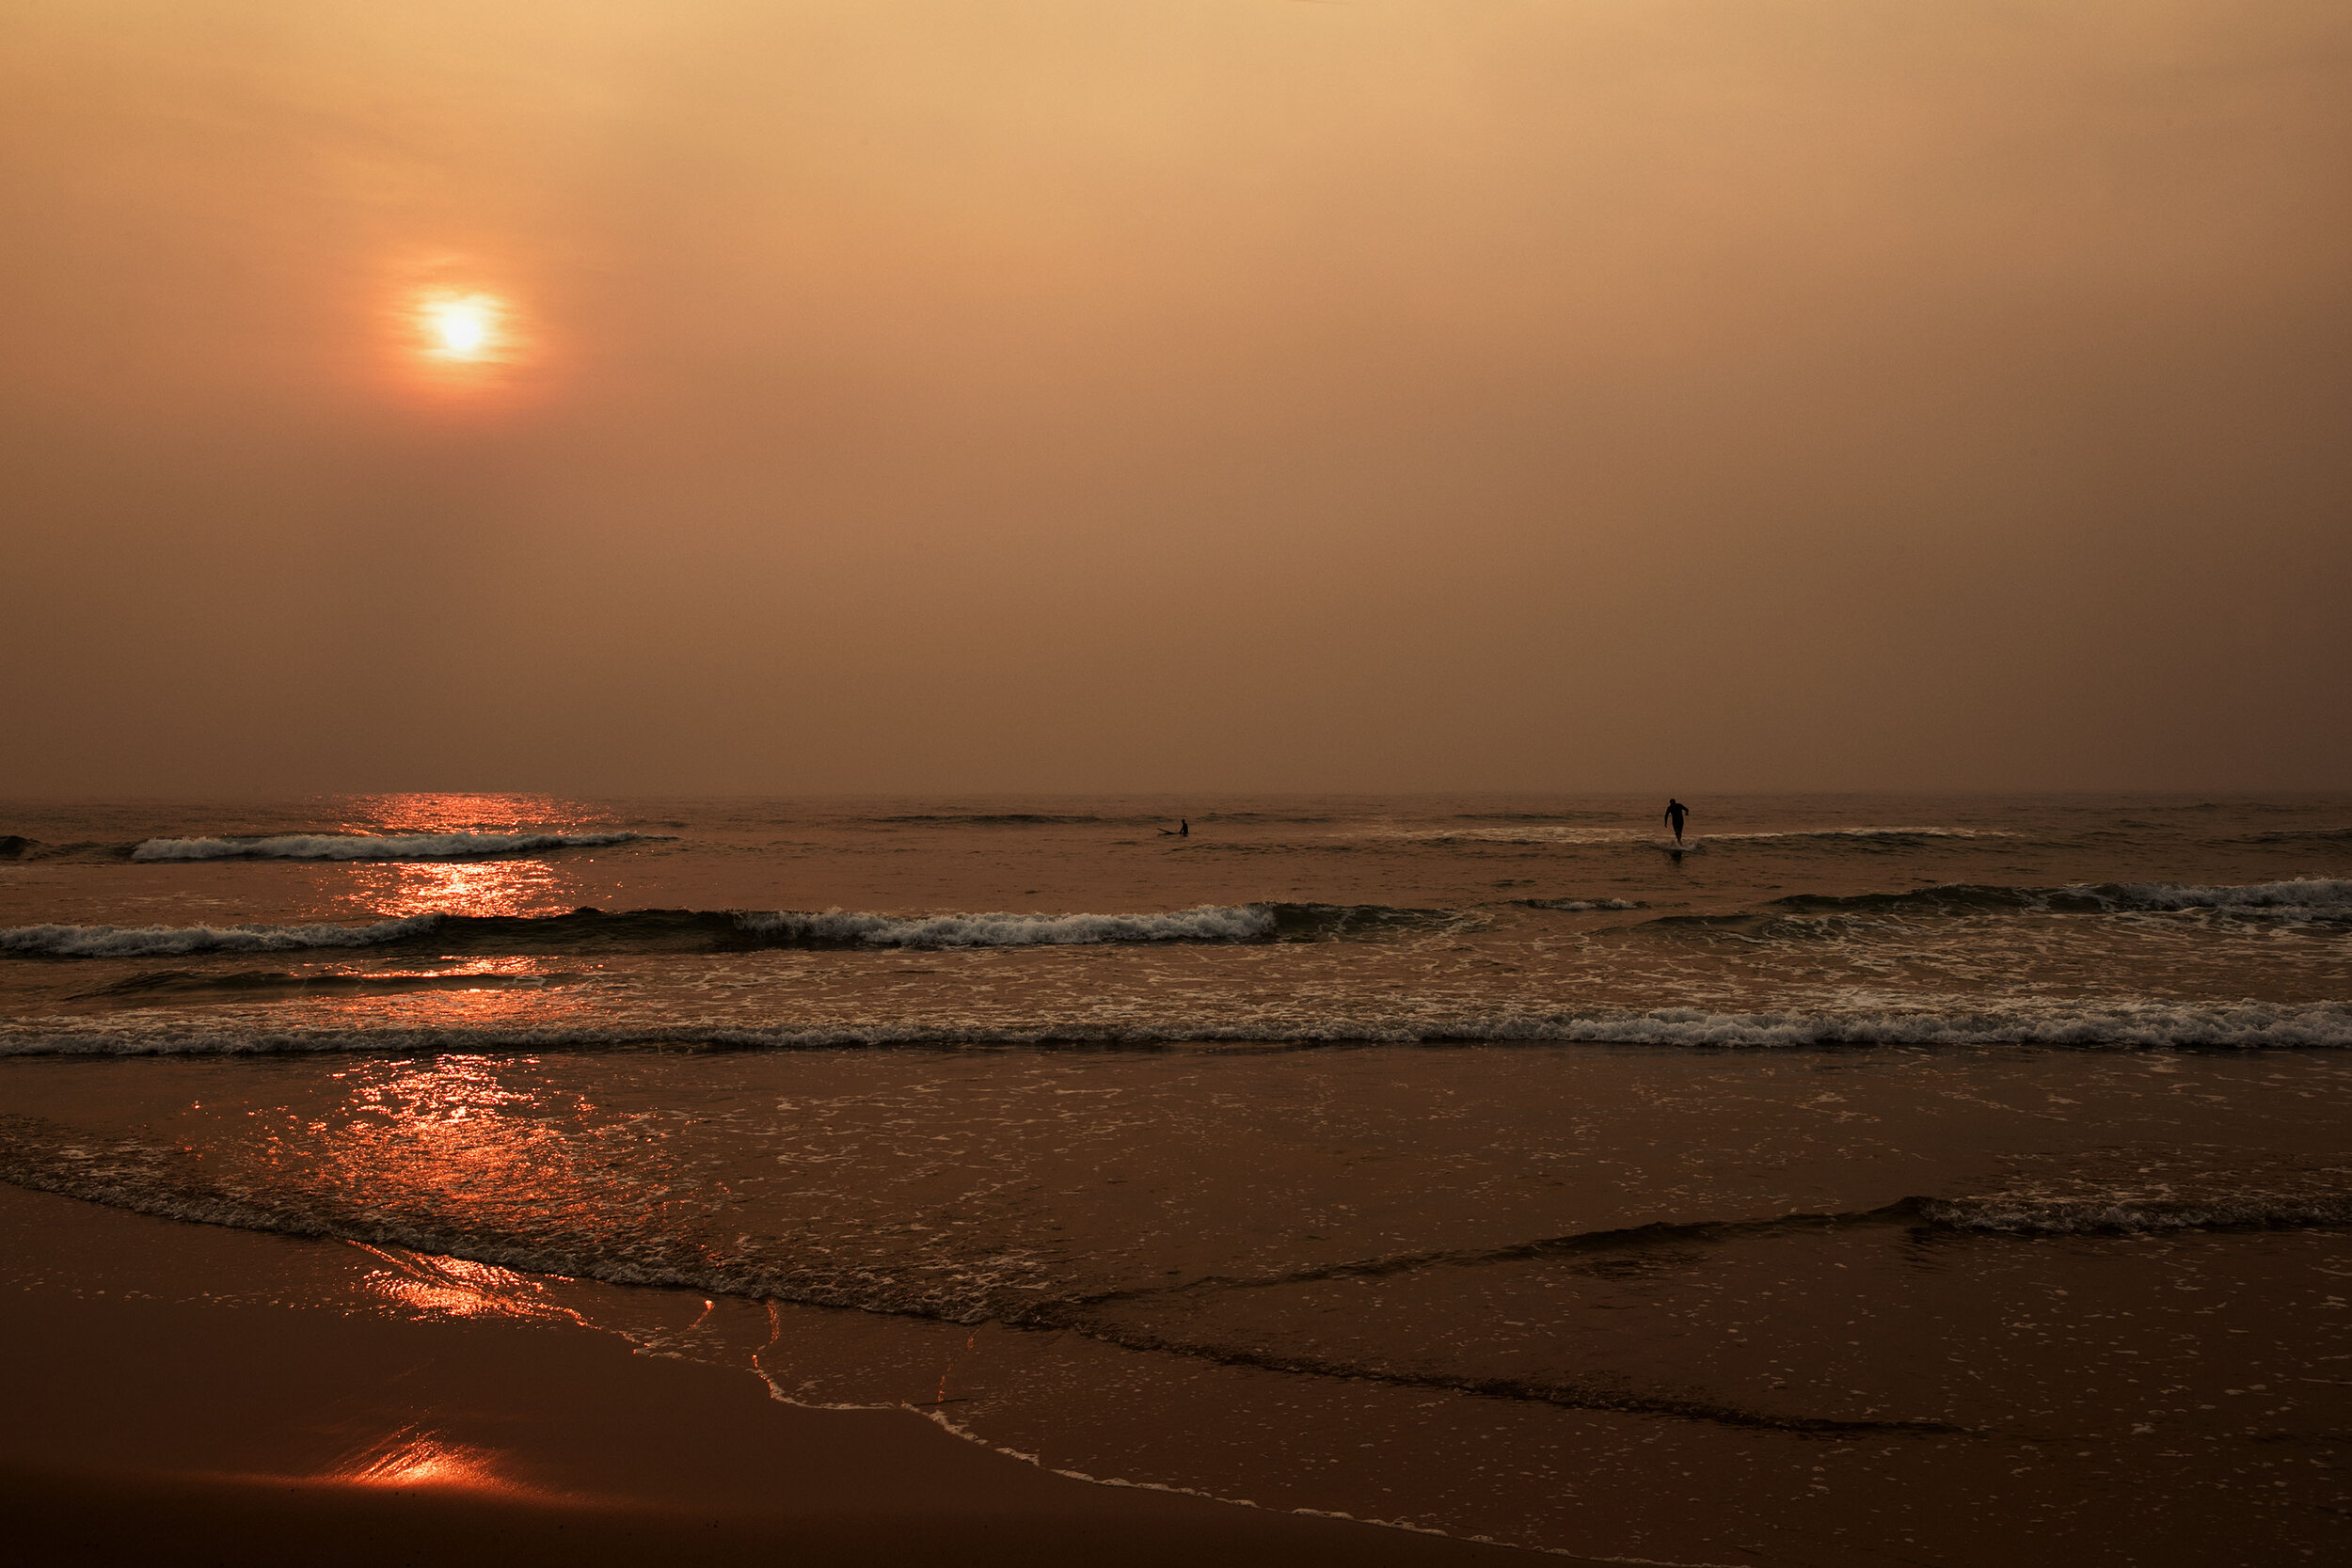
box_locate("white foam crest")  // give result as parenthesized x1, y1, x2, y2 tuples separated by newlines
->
(1366, 825, 2000, 848)
(2110, 877, 2352, 913)
(0, 914, 439, 958)
(130, 831, 651, 862)
(1541, 1001, 2352, 1049)
(734, 904, 1278, 947)
(1387, 827, 1641, 845)
(3, 998, 2345, 1055)
(1702, 827, 2003, 843)
(1922, 1193, 2352, 1234)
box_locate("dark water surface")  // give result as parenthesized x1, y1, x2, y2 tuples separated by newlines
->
(2, 793, 2347, 1562)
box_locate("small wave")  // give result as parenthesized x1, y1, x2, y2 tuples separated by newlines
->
(1346, 824, 1997, 850)
(0, 901, 1451, 961)
(4, 999, 2345, 1056)
(871, 814, 1136, 826)
(0, 839, 119, 863)
(1918, 1193, 2352, 1234)
(1372, 827, 1638, 846)
(2239, 827, 2352, 845)
(130, 831, 658, 863)
(737, 906, 1275, 946)
(1698, 827, 2004, 846)
(730, 901, 1452, 947)
(1184, 841, 1369, 855)
(1759, 878, 2352, 922)
(2, 914, 442, 958)
(1512, 897, 1645, 912)
(69, 968, 578, 1005)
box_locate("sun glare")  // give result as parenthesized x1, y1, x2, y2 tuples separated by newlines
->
(417, 292, 504, 363)
(391, 276, 537, 404)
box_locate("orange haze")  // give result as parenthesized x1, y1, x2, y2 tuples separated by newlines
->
(3, 1, 2346, 793)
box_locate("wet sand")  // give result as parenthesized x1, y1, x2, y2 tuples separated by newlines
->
(0, 1185, 1536, 1567)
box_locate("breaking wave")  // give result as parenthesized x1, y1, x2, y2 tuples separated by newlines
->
(3, 999, 2345, 1056)
(2, 914, 443, 958)
(130, 831, 657, 862)
(0, 901, 1455, 960)
(1915, 1192, 2352, 1233)
(871, 813, 1150, 827)
(1697, 827, 2006, 847)
(69, 968, 578, 1004)
(1358, 824, 2006, 851)
(735, 906, 1276, 946)
(1761, 877, 2352, 921)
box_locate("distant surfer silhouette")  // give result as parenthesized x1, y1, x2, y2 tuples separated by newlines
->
(1663, 799, 1690, 846)
(1159, 818, 1190, 837)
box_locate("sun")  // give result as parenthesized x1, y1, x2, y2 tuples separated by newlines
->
(386, 264, 540, 403)
(415, 291, 505, 363)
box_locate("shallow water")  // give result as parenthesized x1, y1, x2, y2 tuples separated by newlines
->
(2, 792, 2347, 1562)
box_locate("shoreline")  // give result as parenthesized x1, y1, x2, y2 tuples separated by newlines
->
(0, 1184, 1543, 1566)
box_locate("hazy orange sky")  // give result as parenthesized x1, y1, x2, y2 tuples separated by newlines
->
(5, 1, 2346, 794)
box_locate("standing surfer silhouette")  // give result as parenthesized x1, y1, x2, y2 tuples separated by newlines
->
(1663, 799, 1690, 846)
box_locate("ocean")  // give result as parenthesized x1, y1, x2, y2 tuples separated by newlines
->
(2, 792, 2347, 1563)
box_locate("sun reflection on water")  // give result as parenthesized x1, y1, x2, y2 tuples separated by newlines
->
(339, 856, 571, 919)
(351, 1240, 588, 1326)
(341, 793, 609, 836)
(325, 792, 626, 920)
(290, 1056, 618, 1274)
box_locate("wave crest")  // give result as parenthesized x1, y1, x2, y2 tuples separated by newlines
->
(3, 1000, 2345, 1056)
(130, 831, 656, 863)
(0, 901, 1451, 960)
(1707, 827, 2000, 843)
(1765, 877, 2352, 921)
(1918, 1192, 2352, 1233)
(736, 906, 1276, 947)
(1, 914, 442, 958)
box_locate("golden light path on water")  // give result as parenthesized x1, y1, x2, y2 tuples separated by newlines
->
(333, 792, 617, 918)
(338, 856, 573, 919)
